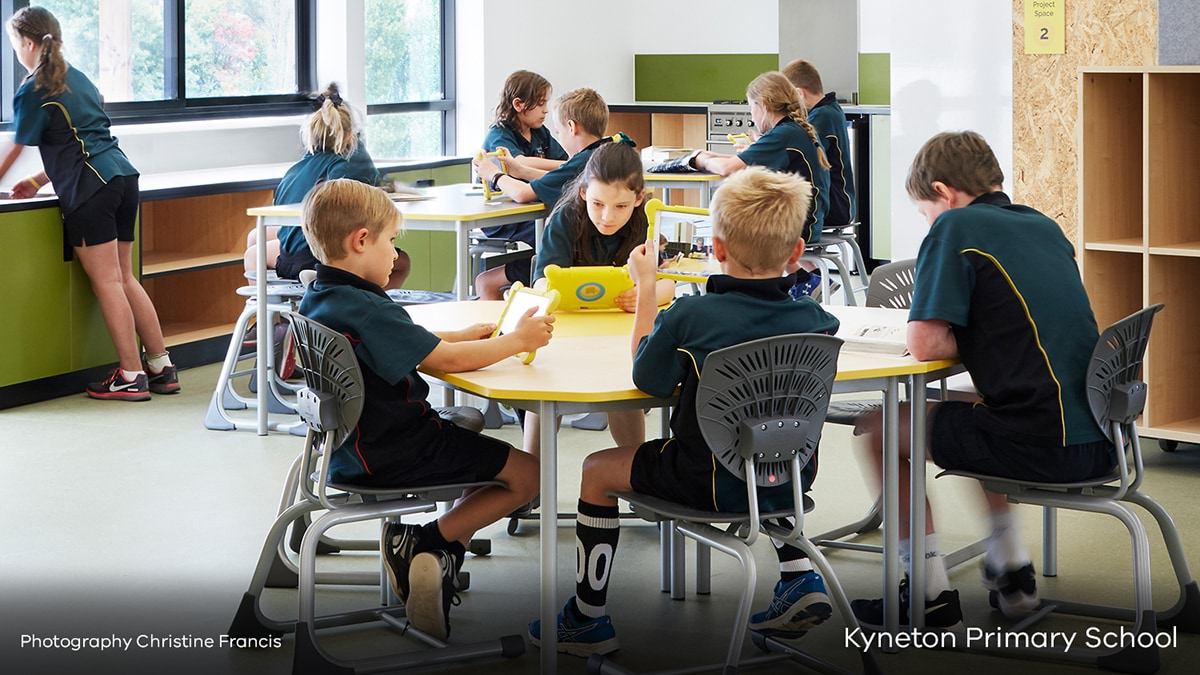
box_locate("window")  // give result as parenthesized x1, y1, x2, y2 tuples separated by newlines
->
(5, 0, 314, 122)
(364, 0, 454, 157)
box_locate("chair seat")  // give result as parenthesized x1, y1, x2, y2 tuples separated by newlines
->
(611, 491, 814, 525)
(327, 480, 504, 502)
(385, 289, 457, 305)
(236, 282, 308, 299)
(826, 400, 882, 426)
(935, 469, 1121, 491)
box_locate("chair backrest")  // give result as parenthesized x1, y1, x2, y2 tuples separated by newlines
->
(696, 334, 842, 489)
(284, 311, 365, 451)
(865, 258, 917, 309)
(1086, 305, 1162, 441)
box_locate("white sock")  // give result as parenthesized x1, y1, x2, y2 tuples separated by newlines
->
(987, 511, 1029, 571)
(922, 534, 952, 600)
(121, 369, 143, 381)
(146, 352, 173, 373)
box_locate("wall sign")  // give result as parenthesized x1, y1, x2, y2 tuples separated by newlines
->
(1025, 0, 1066, 54)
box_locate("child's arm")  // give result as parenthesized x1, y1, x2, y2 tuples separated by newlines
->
(422, 308, 554, 372)
(628, 243, 660, 356)
(0, 142, 25, 188)
(516, 156, 565, 172)
(907, 319, 958, 361)
(614, 277, 674, 313)
(692, 150, 746, 177)
(473, 155, 539, 202)
(10, 169, 47, 199)
(433, 323, 496, 343)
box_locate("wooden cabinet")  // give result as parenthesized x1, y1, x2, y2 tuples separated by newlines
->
(1080, 67, 1200, 445)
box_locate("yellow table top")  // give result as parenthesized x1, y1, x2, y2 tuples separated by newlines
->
(247, 184, 546, 222)
(405, 302, 958, 402)
(643, 172, 723, 183)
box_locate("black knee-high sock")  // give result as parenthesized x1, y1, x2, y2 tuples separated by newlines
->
(420, 521, 467, 571)
(773, 518, 813, 582)
(575, 500, 620, 618)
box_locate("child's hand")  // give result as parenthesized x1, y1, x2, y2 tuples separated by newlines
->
(614, 287, 638, 313)
(473, 155, 502, 181)
(512, 307, 554, 352)
(627, 243, 658, 287)
(10, 177, 38, 199)
(458, 323, 495, 341)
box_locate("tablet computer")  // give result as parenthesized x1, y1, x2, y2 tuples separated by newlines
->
(491, 282, 560, 363)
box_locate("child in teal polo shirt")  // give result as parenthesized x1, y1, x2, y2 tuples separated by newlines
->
(783, 60, 856, 231)
(297, 178, 553, 641)
(472, 87, 616, 299)
(530, 167, 841, 657)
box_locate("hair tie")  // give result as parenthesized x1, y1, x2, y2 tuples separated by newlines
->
(41, 33, 53, 42)
(312, 92, 343, 111)
(609, 131, 636, 148)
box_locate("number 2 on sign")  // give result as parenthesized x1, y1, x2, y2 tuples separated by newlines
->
(1041, 28, 1049, 40)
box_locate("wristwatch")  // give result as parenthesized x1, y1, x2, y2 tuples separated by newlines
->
(488, 172, 504, 193)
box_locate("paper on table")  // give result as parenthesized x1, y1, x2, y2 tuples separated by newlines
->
(840, 323, 910, 356)
(388, 191, 435, 202)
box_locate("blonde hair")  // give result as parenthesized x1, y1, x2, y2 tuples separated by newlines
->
(301, 83, 361, 157)
(8, 6, 68, 97)
(905, 131, 1004, 202)
(747, 72, 830, 171)
(711, 167, 812, 274)
(494, 70, 552, 127)
(552, 88, 608, 138)
(782, 59, 824, 94)
(301, 179, 399, 263)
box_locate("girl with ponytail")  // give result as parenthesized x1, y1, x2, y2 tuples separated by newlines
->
(0, 6, 176, 400)
(245, 83, 411, 289)
(689, 71, 832, 248)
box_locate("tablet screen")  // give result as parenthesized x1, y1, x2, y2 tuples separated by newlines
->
(498, 291, 552, 336)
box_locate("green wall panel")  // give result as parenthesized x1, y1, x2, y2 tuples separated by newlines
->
(428, 230, 456, 292)
(0, 208, 72, 386)
(858, 53, 891, 105)
(398, 230, 431, 290)
(635, 54, 779, 102)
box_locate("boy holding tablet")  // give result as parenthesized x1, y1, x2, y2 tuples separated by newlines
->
(297, 179, 553, 641)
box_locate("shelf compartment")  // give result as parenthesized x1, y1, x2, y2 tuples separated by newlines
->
(1082, 250, 1143, 332)
(1080, 72, 1144, 246)
(144, 265, 248, 347)
(140, 189, 272, 272)
(1083, 238, 1144, 253)
(1144, 255, 1200, 429)
(1147, 242, 1200, 257)
(1148, 73, 1200, 247)
(1140, 419, 1200, 445)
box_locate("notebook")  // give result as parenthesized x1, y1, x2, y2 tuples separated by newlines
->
(647, 150, 702, 174)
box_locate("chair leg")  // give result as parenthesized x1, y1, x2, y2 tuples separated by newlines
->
(1043, 505, 1058, 577)
(670, 521, 687, 600)
(204, 302, 257, 430)
(676, 523, 757, 674)
(1124, 490, 1200, 632)
(696, 540, 712, 595)
(659, 522, 671, 593)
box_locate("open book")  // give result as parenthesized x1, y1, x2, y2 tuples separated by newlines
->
(839, 323, 910, 356)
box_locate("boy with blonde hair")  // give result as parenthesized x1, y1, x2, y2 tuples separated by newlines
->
(531, 167, 841, 656)
(473, 87, 619, 298)
(297, 179, 553, 641)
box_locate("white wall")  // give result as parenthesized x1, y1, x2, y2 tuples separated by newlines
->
(455, 0, 778, 153)
(888, 0, 1013, 260)
(779, 0, 858, 101)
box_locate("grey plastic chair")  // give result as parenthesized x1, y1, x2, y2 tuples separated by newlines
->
(228, 311, 523, 674)
(937, 305, 1200, 673)
(590, 334, 880, 675)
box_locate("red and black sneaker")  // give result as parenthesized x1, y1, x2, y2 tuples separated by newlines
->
(86, 368, 151, 401)
(142, 357, 181, 395)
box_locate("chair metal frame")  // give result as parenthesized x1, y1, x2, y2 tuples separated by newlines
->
(227, 311, 523, 674)
(937, 304, 1200, 674)
(589, 334, 879, 675)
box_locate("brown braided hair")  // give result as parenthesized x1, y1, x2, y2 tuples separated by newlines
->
(747, 71, 830, 170)
(8, 6, 68, 97)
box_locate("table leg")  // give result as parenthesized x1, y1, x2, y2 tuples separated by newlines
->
(256, 214, 269, 436)
(699, 185, 711, 209)
(540, 400, 558, 674)
(882, 378, 900, 649)
(909, 372, 928, 629)
(456, 221, 469, 300)
(534, 216, 545, 254)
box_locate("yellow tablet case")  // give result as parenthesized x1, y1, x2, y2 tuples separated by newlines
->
(491, 281, 560, 364)
(475, 148, 510, 200)
(543, 264, 635, 311)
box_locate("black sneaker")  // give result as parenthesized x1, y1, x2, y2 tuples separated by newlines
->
(406, 549, 462, 641)
(382, 523, 423, 603)
(142, 357, 180, 395)
(86, 368, 151, 402)
(982, 562, 1040, 618)
(850, 576, 964, 632)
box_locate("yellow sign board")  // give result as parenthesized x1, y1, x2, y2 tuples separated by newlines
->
(1025, 0, 1066, 54)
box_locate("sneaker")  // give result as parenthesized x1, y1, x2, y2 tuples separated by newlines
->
(982, 562, 1040, 619)
(789, 273, 822, 300)
(850, 576, 964, 632)
(381, 522, 423, 603)
(507, 495, 541, 519)
(406, 550, 461, 641)
(142, 357, 180, 395)
(529, 597, 620, 657)
(749, 572, 833, 638)
(86, 368, 151, 402)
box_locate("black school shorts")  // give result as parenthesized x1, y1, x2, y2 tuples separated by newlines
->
(351, 421, 512, 490)
(63, 174, 139, 247)
(929, 401, 1115, 483)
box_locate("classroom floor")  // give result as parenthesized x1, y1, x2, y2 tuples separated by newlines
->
(2, 364, 1199, 675)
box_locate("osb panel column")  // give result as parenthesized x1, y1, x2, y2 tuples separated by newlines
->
(1012, 0, 1156, 244)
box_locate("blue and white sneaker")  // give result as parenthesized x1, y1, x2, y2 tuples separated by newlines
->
(529, 597, 620, 657)
(749, 572, 833, 638)
(789, 273, 823, 300)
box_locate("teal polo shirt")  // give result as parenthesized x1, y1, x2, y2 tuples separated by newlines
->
(297, 264, 444, 482)
(483, 122, 568, 162)
(808, 93, 856, 227)
(634, 274, 840, 511)
(532, 204, 638, 281)
(738, 117, 830, 243)
(908, 192, 1107, 447)
(13, 65, 137, 214)
(276, 142, 380, 254)
(529, 136, 613, 207)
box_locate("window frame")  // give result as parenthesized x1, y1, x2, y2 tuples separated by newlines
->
(1, 0, 319, 127)
(364, 0, 456, 155)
